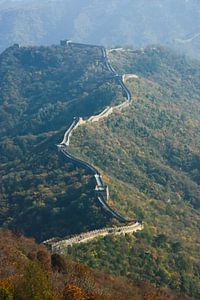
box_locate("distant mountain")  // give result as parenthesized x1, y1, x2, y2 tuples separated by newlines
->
(0, 0, 199, 58)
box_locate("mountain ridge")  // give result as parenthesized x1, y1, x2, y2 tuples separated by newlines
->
(0, 0, 199, 58)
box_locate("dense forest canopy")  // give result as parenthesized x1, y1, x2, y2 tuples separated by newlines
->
(0, 43, 123, 241)
(67, 46, 200, 299)
(0, 42, 200, 298)
(0, 229, 189, 299)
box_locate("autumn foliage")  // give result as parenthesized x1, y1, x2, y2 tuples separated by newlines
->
(0, 229, 190, 300)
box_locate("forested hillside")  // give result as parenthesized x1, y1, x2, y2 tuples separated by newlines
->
(1, 229, 185, 300)
(66, 47, 200, 299)
(0, 43, 122, 241)
(0, 0, 199, 58)
(0, 42, 200, 298)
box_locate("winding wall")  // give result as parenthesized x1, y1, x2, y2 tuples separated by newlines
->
(58, 42, 138, 224)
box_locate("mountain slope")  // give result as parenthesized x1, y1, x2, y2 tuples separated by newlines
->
(0, 43, 123, 241)
(0, 42, 200, 298)
(1, 228, 184, 300)
(65, 47, 200, 298)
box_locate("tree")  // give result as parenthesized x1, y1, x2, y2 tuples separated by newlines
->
(14, 262, 53, 300)
(0, 280, 13, 300)
(62, 284, 86, 300)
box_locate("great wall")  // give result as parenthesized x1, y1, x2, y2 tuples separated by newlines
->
(43, 41, 143, 252)
(44, 223, 143, 254)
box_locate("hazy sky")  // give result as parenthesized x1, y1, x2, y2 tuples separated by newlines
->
(0, 0, 199, 58)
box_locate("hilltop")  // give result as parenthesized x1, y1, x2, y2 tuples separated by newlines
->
(0, 0, 199, 58)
